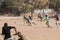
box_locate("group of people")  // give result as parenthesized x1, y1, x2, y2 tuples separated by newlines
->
(23, 13, 60, 28)
(23, 13, 50, 28)
(1, 11, 60, 40)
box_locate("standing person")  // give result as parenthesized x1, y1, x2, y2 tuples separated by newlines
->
(42, 8, 46, 17)
(2, 23, 17, 40)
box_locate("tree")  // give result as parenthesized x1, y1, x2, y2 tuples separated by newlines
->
(49, 0, 60, 11)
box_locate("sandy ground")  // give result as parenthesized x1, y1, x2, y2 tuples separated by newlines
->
(0, 17, 60, 40)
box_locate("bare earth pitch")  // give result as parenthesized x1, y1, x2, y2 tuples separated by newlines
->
(0, 17, 60, 40)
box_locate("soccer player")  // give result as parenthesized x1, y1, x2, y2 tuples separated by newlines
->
(43, 15, 50, 28)
(38, 13, 43, 22)
(2, 23, 17, 40)
(23, 15, 31, 26)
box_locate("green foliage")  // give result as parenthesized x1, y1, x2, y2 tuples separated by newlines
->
(49, 0, 60, 11)
(1, 0, 60, 16)
(25, 4, 31, 12)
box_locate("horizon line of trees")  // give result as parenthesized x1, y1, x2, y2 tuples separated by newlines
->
(0, 0, 60, 16)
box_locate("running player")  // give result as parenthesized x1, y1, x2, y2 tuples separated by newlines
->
(28, 15, 36, 25)
(38, 13, 43, 22)
(43, 15, 50, 28)
(23, 15, 31, 26)
(55, 14, 59, 27)
(29, 15, 32, 21)
(2, 23, 17, 40)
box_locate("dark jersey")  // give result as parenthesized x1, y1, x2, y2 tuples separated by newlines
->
(56, 17, 59, 21)
(2, 26, 13, 39)
(29, 16, 32, 20)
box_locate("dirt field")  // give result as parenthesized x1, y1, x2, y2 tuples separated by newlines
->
(0, 17, 60, 40)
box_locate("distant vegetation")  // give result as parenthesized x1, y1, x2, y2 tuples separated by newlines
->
(0, 0, 60, 16)
(49, 0, 60, 11)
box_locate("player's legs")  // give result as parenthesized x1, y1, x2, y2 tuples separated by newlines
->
(46, 21, 50, 28)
